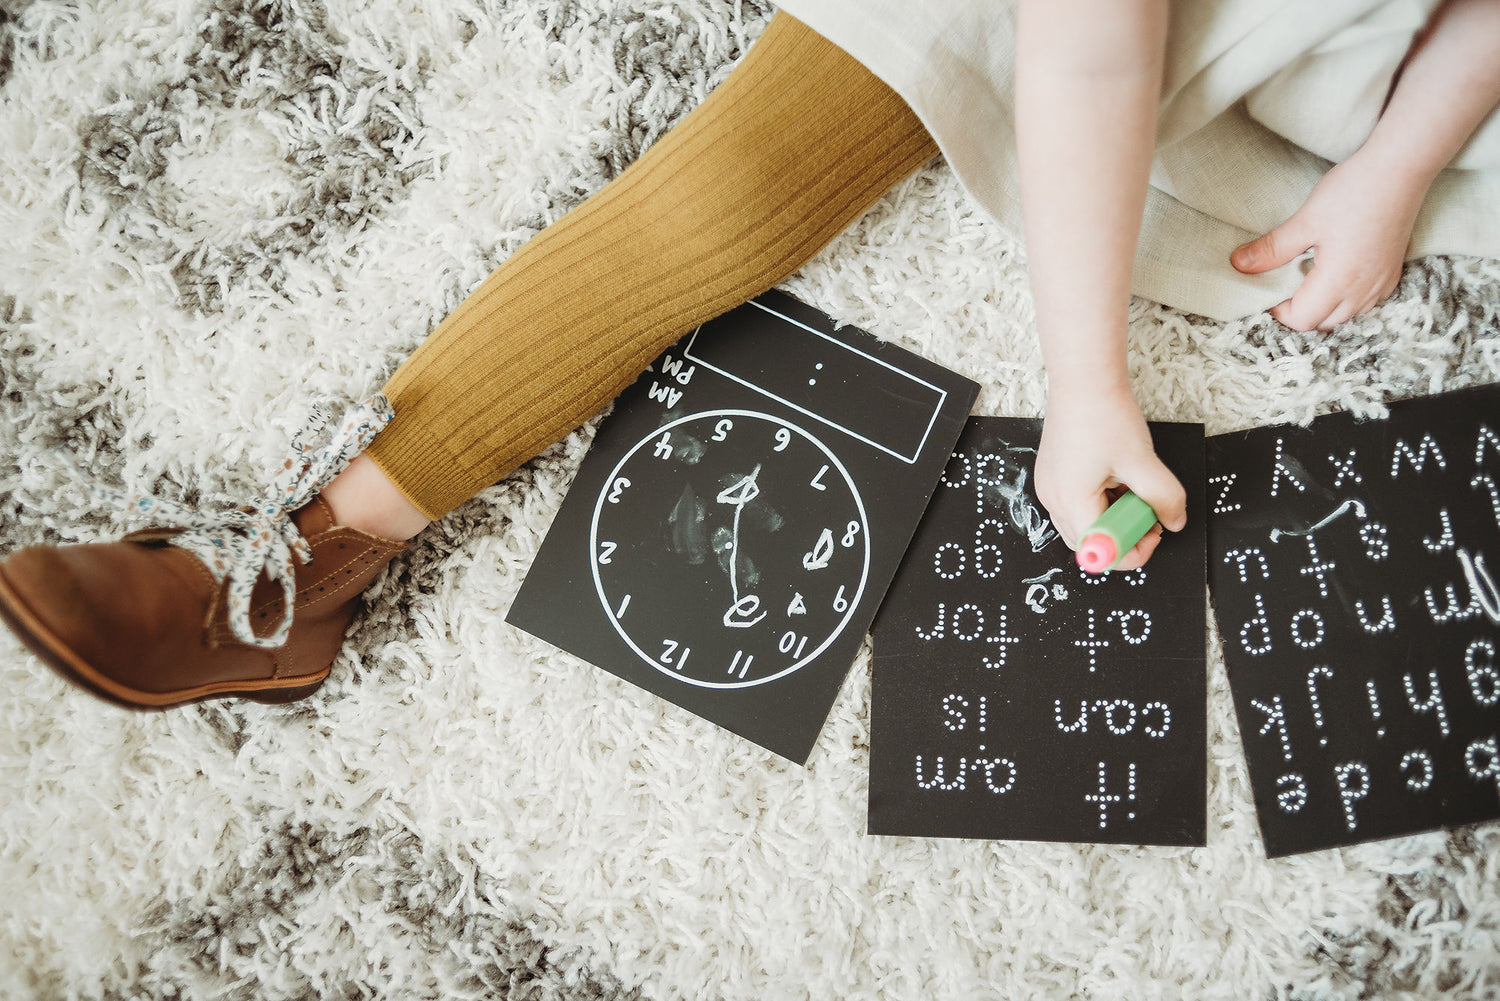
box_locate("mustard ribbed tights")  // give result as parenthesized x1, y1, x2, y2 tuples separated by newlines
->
(366, 14, 937, 519)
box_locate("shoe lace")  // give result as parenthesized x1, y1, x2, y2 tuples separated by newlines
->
(93, 394, 396, 649)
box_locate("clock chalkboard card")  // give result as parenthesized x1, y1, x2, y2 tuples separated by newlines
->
(868, 417, 1208, 846)
(508, 291, 979, 764)
(1207, 384, 1500, 857)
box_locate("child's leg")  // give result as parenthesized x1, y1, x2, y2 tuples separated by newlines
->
(0, 13, 935, 709)
(355, 13, 936, 525)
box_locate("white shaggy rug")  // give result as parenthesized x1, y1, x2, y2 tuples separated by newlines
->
(3, 1, 1499, 998)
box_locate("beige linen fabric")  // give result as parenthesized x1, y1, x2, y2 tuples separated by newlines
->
(777, 0, 1500, 320)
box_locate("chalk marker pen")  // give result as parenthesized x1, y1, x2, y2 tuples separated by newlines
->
(1075, 491, 1158, 574)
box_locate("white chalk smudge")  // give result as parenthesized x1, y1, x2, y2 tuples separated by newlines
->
(1024, 580, 1069, 614)
(989, 465, 1058, 552)
(672, 434, 707, 464)
(668, 484, 708, 564)
(1269, 498, 1367, 542)
(1459, 548, 1500, 624)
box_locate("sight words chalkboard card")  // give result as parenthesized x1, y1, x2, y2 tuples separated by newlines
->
(1207, 384, 1500, 857)
(868, 418, 1207, 845)
(509, 291, 978, 764)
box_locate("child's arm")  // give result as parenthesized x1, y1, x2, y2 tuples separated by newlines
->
(1016, 0, 1187, 569)
(1232, 0, 1500, 331)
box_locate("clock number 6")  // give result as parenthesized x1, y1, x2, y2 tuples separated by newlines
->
(774, 427, 791, 452)
(833, 584, 850, 613)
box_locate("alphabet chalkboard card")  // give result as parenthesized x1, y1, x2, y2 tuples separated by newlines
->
(1207, 383, 1500, 857)
(508, 291, 979, 764)
(868, 418, 1207, 846)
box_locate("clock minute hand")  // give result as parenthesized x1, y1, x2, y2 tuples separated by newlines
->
(716, 465, 765, 625)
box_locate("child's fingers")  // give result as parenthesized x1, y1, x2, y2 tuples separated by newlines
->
(1269, 270, 1343, 331)
(1231, 219, 1310, 275)
(1054, 490, 1111, 552)
(1122, 457, 1187, 533)
(1317, 298, 1358, 331)
(1112, 523, 1164, 572)
(1339, 271, 1401, 326)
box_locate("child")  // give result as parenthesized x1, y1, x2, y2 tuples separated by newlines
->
(785, 0, 1500, 569)
(3, 2, 1498, 707)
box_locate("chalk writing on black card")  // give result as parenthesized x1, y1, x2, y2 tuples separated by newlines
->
(509, 291, 979, 764)
(1207, 384, 1500, 857)
(868, 417, 1207, 845)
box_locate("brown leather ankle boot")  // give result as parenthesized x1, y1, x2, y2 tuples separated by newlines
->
(0, 497, 407, 708)
(0, 393, 406, 709)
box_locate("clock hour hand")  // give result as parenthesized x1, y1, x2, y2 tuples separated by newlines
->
(715, 465, 762, 510)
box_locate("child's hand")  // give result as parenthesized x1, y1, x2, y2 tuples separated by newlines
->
(1035, 380, 1187, 571)
(1229, 151, 1424, 332)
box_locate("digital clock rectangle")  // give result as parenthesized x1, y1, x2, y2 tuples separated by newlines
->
(508, 291, 979, 764)
(683, 296, 951, 463)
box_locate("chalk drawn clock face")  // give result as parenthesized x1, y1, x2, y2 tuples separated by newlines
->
(591, 409, 871, 689)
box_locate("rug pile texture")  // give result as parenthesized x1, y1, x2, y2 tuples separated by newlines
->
(2, 1, 1499, 998)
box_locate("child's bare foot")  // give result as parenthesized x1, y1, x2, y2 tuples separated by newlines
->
(1230, 148, 1428, 332)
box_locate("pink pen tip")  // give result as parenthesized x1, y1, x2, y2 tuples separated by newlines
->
(1076, 533, 1116, 574)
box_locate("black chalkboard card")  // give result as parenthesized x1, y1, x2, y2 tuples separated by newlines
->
(508, 291, 979, 764)
(868, 417, 1207, 845)
(1207, 383, 1500, 857)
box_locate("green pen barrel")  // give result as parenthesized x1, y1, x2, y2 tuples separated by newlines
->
(1075, 491, 1159, 573)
